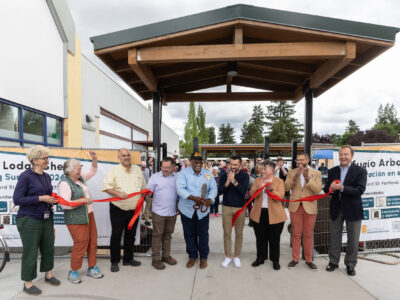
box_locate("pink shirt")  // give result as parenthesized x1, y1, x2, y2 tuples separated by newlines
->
(58, 167, 97, 213)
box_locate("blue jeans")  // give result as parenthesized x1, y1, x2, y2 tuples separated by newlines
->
(180, 211, 209, 260)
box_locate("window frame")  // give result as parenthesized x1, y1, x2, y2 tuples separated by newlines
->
(100, 107, 149, 150)
(0, 98, 63, 147)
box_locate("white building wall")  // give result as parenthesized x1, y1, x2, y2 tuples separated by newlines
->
(81, 55, 179, 155)
(0, 0, 64, 117)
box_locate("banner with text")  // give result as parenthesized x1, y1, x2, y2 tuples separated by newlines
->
(0, 147, 141, 247)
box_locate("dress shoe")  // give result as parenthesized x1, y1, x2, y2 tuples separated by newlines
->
(251, 259, 264, 267)
(152, 261, 166, 270)
(123, 259, 141, 267)
(287, 260, 298, 269)
(326, 263, 338, 272)
(346, 266, 356, 276)
(162, 256, 177, 265)
(186, 258, 196, 268)
(306, 261, 318, 270)
(273, 261, 280, 270)
(110, 263, 119, 272)
(199, 259, 208, 269)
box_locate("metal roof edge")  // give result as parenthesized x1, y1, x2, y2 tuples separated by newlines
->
(90, 4, 400, 51)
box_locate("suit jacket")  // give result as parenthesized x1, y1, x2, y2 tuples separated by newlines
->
(323, 163, 367, 221)
(284, 168, 322, 214)
(249, 176, 287, 225)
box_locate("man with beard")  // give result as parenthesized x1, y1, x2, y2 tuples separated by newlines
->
(285, 153, 322, 270)
(176, 152, 218, 269)
(219, 156, 249, 268)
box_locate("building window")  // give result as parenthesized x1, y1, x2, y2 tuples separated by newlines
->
(99, 108, 148, 150)
(23, 110, 44, 143)
(0, 98, 63, 146)
(0, 102, 19, 139)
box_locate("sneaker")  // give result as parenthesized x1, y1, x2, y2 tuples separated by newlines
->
(287, 260, 298, 269)
(210, 213, 215, 218)
(215, 213, 220, 217)
(233, 257, 242, 268)
(221, 257, 232, 268)
(68, 270, 82, 284)
(306, 261, 318, 270)
(87, 266, 104, 278)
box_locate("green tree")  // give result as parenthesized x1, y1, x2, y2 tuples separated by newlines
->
(196, 104, 208, 143)
(240, 105, 265, 143)
(183, 102, 198, 154)
(218, 123, 236, 144)
(265, 101, 302, 143)
(346, 120, 360, 134)
(207, 126, 216, 144)
(374, 103, 400, 137)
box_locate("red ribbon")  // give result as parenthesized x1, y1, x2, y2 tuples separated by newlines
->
(52, 189, 153, 230)
(231, 179, 340, 227)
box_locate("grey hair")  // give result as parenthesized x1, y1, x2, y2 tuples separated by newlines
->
(63, 159, 81, 175)
(212, 166, 219, 171)
(26, 146, 50, 163)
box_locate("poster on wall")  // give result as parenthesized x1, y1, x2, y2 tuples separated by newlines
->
(0, 147, 141, 247)
(333, 145, 400, 242)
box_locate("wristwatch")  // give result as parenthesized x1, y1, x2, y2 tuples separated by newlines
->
(232, 180, 237, 185)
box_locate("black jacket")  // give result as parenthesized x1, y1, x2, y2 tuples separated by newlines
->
(324, 163, 367, 221)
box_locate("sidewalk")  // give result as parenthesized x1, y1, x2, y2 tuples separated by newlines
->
(1, 215, 398, 300)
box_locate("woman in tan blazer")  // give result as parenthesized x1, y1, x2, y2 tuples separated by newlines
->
(249, 160, 287, 270)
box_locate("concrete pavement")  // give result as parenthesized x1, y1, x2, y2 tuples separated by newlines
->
(1, 214, 399, 300)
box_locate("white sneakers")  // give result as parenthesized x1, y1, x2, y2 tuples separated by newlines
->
(221, 257, 232, 267)
(221, 257, 241, 268)
(233, 257, 242, 268)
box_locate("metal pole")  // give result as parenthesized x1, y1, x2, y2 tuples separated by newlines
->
(162, 142, 167, 160)
(264, 136, 270, 159)
(193, 137, 199, 153)
(291, 140, 297, 169)
(152, 91, 161, 172)
(303, 83, 314, 159)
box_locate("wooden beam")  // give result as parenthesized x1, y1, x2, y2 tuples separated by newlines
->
(165, 92, 294, 102)
(233, 26, 243, 46)
(159, 65, 227, 88)
(239, 61, 316, 75)
(226, 76, 232, 93)
(309, 42, 356, 89)
(165, 77, 227, 93)
(128, 48, 158, 92)
(293, 42, 356, 102)
(232, 77, 295, 92)
(237, 65, 304, 85)
(136, 42, 351, 63)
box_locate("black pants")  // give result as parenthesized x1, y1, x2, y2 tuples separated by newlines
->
(109, 203, 139, 263)
(253, 208, 284, 262)
(210, 196, 219, 214)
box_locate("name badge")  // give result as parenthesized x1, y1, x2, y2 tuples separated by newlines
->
(44, 210, 50, 220)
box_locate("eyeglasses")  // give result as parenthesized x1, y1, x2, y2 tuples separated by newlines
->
(38, 157, 49, 161)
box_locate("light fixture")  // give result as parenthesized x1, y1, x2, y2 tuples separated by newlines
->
(227, 61, 238, 77)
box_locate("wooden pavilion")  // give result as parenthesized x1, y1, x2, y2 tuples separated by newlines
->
(91, 4, 399, 168)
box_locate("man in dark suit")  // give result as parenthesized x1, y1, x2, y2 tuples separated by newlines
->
(324, 145, 367, 276)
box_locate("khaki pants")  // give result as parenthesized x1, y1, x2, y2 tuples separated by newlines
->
(144, 196, 153, 222)
(151, 211, 177, 262)
(222, 205, 245, 257)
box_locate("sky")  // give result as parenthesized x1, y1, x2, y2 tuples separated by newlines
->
(65, 0, 400, 141)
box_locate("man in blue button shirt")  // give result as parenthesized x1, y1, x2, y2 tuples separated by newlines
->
(176, 152, 218, 269)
